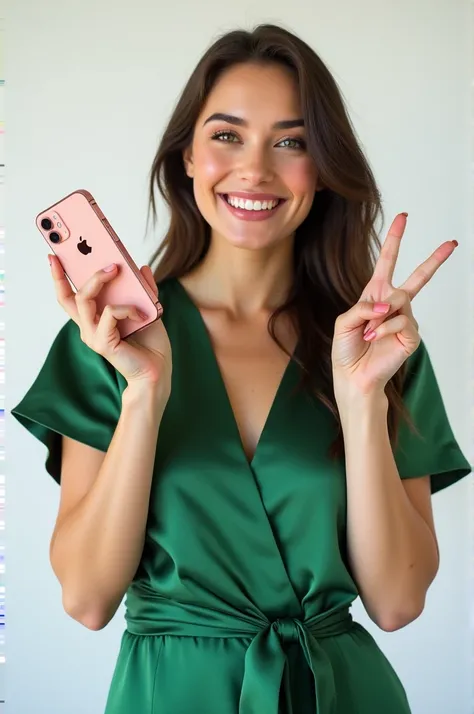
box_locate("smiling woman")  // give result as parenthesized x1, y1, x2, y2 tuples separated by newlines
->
(11, 21, 471, 714)
(179, 61, 319, 254)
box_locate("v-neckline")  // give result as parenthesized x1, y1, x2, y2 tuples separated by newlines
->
(172, 277, 297, 469)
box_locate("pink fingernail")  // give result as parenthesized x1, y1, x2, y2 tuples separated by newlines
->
(363, 323, 372, 335)
(364, 330, 377, 341)
(374, 302, 390, 314)
(103, 264, 116, 272)
(138, 310, 148, 320)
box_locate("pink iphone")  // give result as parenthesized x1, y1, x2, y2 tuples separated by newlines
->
(36, 189, 162, 339)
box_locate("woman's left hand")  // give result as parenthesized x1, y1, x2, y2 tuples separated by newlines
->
(331, 213, 458, 398)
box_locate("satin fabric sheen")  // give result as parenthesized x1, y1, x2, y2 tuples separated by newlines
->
(12, 277, 472, 713)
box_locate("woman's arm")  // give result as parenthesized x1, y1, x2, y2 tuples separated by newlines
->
(50, 383, 167, 631)
(339, 390, 439, 632)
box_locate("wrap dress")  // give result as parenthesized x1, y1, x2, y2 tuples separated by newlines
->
(12, 276, 472, 714)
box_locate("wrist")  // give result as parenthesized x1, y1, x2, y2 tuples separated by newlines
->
(336, 386, 388, 428)
(333, 370, 387, 404)
(122, 380, 170, 414)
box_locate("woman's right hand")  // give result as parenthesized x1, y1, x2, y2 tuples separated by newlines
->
(49, 255, 172, 399)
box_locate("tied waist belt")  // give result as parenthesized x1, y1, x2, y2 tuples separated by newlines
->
(126, 595, 353, 714)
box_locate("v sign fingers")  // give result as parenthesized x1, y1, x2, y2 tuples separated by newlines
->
(371, 212, 408, 286)
(400, 239, 458, 300)
(359, 212, 408, 339)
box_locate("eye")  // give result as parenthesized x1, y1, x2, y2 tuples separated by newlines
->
(211, 130, 240, 143)
(210, 130, 306, 150)
(277, 137, 306, 150)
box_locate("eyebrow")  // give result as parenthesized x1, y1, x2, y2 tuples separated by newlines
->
(203, 112, 305, 130)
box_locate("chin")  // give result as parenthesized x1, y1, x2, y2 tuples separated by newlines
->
(220, 230, 284, 252)
(211, 217, 290, 251)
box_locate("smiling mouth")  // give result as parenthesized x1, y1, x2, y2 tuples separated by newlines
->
(220, 194, 285, 211)
(218, 193, 286, 222)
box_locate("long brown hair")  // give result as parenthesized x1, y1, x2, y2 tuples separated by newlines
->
(147, 23, 415, 460)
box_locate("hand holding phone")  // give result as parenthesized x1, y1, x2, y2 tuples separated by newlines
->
(37, 189, 160, 339)
(39, 190, 172, 394)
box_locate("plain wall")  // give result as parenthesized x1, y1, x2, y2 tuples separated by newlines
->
(6, 1, 474, 713)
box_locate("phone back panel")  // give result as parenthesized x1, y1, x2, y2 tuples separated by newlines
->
(36, 190, 160, 338)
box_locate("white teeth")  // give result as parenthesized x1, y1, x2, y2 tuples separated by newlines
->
(225, 195, 280, 211)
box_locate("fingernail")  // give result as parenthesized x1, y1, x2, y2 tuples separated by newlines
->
(401, 212, 408, 217)
(363, 323, 372, 335)
(364, 330, 377, 341)
(452, 239, 459, 247)
(138, 310, 148, 320)
(374, 302, 390, 314)
(48, 255, 52, 266)
(103, 264, 116, 272)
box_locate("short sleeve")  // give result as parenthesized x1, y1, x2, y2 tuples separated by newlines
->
(394, 340, 472, 494)
(11, 319, 123, 485)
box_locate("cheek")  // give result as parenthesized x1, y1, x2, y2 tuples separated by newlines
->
(278, 158, 317, 197)
(193, 144, 232, 185)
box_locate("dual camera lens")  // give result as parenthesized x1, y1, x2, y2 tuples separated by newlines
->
(41, 217, 61, 244)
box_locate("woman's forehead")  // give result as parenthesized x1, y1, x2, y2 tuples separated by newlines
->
(199, 63, 302, 126)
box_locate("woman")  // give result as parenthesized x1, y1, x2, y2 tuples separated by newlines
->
(12, 23, 471, 714)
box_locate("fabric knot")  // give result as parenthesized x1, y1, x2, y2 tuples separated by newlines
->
(274, 617, 300, 643)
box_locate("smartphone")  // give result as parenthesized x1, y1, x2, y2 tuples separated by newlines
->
(36, 189, 162, 339)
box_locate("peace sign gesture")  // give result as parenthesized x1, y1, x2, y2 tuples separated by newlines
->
(331, 213, 458, 397)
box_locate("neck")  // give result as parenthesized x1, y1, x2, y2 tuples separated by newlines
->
(182, 232, 295, 318)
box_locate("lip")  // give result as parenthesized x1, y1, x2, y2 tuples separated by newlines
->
(219, 193, 285, 222)
(220, 191, 285, 201)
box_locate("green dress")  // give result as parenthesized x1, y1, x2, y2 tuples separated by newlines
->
(12, 277, 472, 714)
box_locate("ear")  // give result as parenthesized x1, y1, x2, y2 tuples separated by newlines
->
(183, 146, 194, 178)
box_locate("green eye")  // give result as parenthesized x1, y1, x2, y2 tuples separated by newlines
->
(278, 138, 305, 149)
(210, 131, 306, 150)
(211, 131, 239, 143)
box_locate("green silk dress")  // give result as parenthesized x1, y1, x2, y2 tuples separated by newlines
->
(12, 277, 472, 714)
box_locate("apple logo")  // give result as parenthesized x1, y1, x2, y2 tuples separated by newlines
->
(77, 237, 92, 255)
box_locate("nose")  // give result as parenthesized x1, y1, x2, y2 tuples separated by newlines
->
(237, 145, 274, 185)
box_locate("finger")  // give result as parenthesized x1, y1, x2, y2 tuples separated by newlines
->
(49, 254, 79, 321)
(363, 313, 420, 350)
(339, 288, 413, 334)
(399, 240, 457, 300)
(362, 289, 414, 336)
(371, 213, 408, 285)
(335, 300, 392, 333)
(396, 290, 418, 329)
(140, 265, 158, 296)
(89, 304, 144, 354)
(75, 263, 119, 330)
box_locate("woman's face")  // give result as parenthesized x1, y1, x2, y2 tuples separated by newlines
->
(183, 62, 319, 251)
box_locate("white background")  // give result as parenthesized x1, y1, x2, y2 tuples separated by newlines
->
(6, 1, 474, 713)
